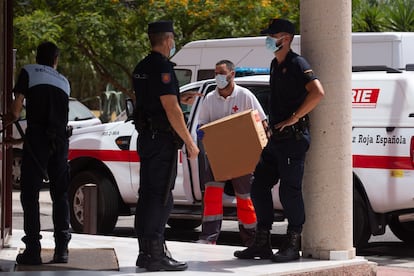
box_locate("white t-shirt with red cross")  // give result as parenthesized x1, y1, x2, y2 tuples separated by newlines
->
(198, 84, 267, 125)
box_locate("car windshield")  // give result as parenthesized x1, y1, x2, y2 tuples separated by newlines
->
(69, 100, 96, 121)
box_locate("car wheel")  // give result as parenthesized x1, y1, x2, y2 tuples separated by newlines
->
(353, 189, 371, 249)
(12, 149, 22, 190)
(389, 215, 414, 245)
(69, 170, 119, 234)
(167, 218, 201, 230)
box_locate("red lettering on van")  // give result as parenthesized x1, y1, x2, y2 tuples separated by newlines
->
(352, 88, 380, 108)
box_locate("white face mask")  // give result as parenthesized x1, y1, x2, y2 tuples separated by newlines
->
(215, 74, 229, 89)
(169, 40, 176, 57)
(265, 36, 284, 53)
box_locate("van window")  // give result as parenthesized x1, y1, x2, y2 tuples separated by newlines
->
(175, 69, 192, 86)
(197, 70, 215, 81)
(240, 85, 270, 116)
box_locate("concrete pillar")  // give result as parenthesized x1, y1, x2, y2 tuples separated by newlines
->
(300, 0, 355, 260)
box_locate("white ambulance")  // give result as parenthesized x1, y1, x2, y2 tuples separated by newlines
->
(68, 65, 414, 249)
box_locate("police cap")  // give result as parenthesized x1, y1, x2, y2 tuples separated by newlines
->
(148, 20, 175, 34)
(260, 18, 295, 35)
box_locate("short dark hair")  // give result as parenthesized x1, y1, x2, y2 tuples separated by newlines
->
(216, 60, 235, 72)
(149, 32, 173, 47)
(36, 41, 60, 66)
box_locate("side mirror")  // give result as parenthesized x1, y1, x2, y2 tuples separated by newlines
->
(125, 99, 135, 122)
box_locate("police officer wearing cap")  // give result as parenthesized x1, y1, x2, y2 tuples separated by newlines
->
(5, 42, 72, 265)
(234, 19, 325, 262)
(132, 20, 199, 271)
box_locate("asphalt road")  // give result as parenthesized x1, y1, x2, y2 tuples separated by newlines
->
(11, 189, 414, 272)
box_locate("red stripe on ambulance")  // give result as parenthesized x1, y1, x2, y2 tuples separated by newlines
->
(353, 155, 413, 170)
(69, 149, 183, 163)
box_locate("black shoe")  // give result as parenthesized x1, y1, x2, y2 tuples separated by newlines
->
(234, 245, 273, 259)
(234, 228, 273, 259)
(136, 253, 149, 268)
(53, 249, 68, 263)
(146, 239, 188, 271)
(271, 231, 301, 263)
(16, 251, 42, 265)
(271, 247, 300, 262)
(146, 256, 188, 271)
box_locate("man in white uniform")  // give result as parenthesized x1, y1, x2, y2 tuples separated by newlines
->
(197, 60, 267, 246)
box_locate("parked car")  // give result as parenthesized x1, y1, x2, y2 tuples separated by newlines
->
(68, 66, 414, 248)
(11, 97, 101, 189)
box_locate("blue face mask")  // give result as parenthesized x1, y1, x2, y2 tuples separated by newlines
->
(169, 40, 176, 57)
(265, 36, 283, 53)
(215, 74, 229, 89)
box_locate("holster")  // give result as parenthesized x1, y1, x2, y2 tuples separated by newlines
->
(271, 116, 309, 142)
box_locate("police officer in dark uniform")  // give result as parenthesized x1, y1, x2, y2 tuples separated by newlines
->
(5, 42, 72, 265)
(234, 19, 325, 262)
(132, 20, 199, 272)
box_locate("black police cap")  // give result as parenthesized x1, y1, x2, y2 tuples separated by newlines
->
(260, 18, 295, 35)
(148, 20, 175, 34)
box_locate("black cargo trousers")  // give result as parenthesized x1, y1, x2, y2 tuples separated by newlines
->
(20, 127, 71, 245)
(134, 129, 178, 240)
(251, 128, 310, 234)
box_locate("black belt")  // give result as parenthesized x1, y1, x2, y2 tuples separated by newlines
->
(271, 116, 309, 141)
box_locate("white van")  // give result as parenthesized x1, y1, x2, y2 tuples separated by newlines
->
(171, 32, 414, 86)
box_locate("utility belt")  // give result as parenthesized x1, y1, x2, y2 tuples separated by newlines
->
(138, 118, 184, 149)
(271, 115, 309, 142)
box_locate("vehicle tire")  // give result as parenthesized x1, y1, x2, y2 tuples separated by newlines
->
(12, 149, 23, 190)
(167, 218, 201, 230)
(388, 215, 414, 244)
(69, 170, 119, 234)
(353, 189, 371, 248)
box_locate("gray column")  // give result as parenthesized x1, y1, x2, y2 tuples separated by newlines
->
(300, 0, 355, 260)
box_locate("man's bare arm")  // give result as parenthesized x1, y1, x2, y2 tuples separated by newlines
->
(160, 94, 199, 159)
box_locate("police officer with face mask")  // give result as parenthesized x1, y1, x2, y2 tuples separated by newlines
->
(132, 20, 199, 272)
(234, 18, 325, 263)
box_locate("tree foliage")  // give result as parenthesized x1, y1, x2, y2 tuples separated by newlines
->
(352, 0, 414, 31)
(13, 0, 297, 103)
(13, 0, 413, 107)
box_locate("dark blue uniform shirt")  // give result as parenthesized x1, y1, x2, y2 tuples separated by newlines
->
(269, 50, 317, 125)
(132, 51, 179, 127)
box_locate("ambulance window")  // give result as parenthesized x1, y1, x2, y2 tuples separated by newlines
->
(197, 70, 215, 81)
(241, 85, 270, 116)
(175, 69, 192, 86)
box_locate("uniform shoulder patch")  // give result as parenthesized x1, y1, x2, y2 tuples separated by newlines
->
(161, 73, 171, 84)
(304, 69, 315, 80)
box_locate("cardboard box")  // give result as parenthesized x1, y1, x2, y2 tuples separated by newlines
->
(200, 109, 268, 182)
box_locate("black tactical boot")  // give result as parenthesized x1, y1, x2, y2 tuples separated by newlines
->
(16, 237, 42, 265)
(271, 230, 301, 263)
(136, 238, 149, 268)
(146, 239, 188, 271)
(53, 242, 69, 263)
(233, 227, 273, 259)
(53, 233, 71, 263)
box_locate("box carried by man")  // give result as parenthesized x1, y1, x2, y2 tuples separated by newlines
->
(200, 109, 268, 181)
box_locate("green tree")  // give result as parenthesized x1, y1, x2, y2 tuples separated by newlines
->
(383, 0, 414, 31)
(352, 0, 386, 31)
(13, 0, 298, 105)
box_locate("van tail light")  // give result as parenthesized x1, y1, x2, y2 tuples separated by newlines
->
(411, 136, 414, 168)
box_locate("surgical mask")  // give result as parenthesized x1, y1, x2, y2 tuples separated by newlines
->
(265, 36, 284, 53)
(215, 74, 229, 89)
(169, 40, 176, 57)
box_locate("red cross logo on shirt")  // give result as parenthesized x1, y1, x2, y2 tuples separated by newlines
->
(232, 105, 239, 113)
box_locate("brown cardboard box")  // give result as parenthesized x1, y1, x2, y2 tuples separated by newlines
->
(200, 109, 268, 182)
